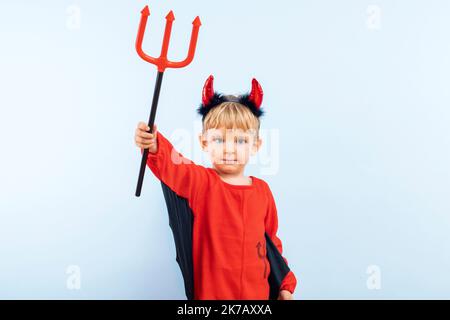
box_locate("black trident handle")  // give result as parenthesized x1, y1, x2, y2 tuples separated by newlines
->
(135, 71, 164, 197)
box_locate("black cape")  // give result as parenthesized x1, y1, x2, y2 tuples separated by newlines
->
(160, 181, 290, 300)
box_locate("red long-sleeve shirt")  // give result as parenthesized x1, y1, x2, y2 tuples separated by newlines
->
(142, 131, 297, 299)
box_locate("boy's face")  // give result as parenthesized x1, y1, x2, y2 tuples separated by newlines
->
(199, 127, 262, 174)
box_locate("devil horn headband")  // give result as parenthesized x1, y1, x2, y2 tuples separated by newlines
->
(197, 75, 264, 120)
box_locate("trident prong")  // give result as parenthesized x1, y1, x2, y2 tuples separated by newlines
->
(135, 6, 157, 66)
(135, 5, 202, 197)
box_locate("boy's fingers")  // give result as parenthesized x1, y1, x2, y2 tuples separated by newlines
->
(138, 122, 148, 130)
(136, 136, 154, 144)
(136, 135, 156, 144)
(136, 136, 146, 144)
(138, 131, 154, 139)
(138, 122, 152, 132)
(136, 126, 156, 137)
(135, 123, 157, 148)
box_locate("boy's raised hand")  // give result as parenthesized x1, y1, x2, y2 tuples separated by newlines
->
(135, 121, 158, 154)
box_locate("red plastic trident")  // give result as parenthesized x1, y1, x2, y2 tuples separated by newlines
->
(135, 5, 202, 197)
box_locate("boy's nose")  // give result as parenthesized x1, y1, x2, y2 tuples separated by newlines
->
(224, 140, 235, 152)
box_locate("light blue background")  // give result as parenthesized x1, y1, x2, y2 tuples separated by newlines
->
(1, 0, 449, 299)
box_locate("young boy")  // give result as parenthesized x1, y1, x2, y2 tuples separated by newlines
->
(134, 75, 297, 300)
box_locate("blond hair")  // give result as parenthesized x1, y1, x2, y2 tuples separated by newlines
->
(202, 98, 261, 139)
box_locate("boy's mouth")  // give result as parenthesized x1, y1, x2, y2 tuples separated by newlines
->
(222, 159, 238, 164)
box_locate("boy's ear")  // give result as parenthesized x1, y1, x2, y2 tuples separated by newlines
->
(198, 133, 208, 151)
(250, 137, 263, 156)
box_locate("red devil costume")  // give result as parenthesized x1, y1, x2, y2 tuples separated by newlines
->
(142, 76, 297, 299)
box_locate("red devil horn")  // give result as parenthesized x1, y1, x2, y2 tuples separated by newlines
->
(248, 78, 263, 108)
(202, 75, 215, 106)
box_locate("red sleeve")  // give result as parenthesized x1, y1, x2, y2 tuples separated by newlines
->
(264, 184, 298, 295)
(140, 130, 209, 202)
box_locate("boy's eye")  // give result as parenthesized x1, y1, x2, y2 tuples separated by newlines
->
(213, 137, 224, 143)
(237, 138, 248, 144)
